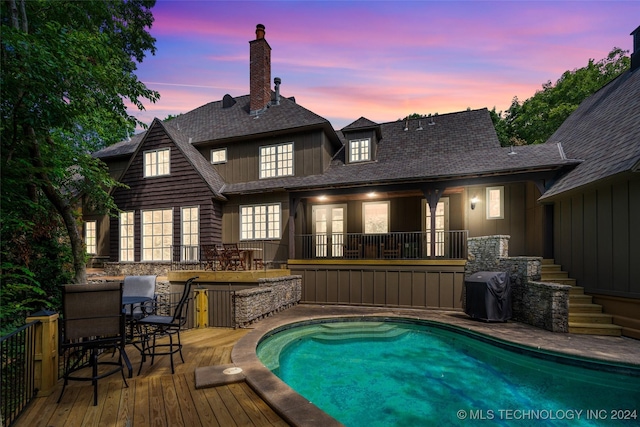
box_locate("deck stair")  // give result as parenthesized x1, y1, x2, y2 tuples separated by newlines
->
(541, 259, 622, 337)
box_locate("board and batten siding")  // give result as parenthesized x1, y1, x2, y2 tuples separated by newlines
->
(553, 174, 640, 299)
(291, 261, 465, 309)
(109, 125, 222, 261)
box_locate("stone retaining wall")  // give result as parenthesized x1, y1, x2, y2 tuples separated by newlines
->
(466, 235, 569, 332)
(104, 262, 170, 277)
(234, 276, 302, 328)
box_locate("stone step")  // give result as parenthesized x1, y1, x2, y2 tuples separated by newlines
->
(541, 264, 562, 272)
(569, 312, 614, 324)
(569, 303, 603, 313)
(568, 322, 622, 336)
(542, 259, 556, 265)
(569, 294, 593, 304)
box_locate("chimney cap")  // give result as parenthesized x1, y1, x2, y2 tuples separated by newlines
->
(256, 24, 265, 39)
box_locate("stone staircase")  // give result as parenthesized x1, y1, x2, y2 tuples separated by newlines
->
(541, 259, 622, 336)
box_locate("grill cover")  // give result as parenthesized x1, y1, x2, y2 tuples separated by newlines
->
(464, 271, 512, 322)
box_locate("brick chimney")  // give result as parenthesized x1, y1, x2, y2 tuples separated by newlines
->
(631, 25, 640, 72)
(250, 24, 271, 114)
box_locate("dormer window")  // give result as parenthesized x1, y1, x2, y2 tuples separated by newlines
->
(211, 148, 227, 164)
(260, 142, 293, 178)
(349, 138, 371, 163)
(144, 148, 170, 177)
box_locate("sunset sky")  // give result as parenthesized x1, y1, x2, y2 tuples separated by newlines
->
(129, 1, 639, 131)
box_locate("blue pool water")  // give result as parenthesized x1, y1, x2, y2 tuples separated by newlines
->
(257, 319, 640, 426)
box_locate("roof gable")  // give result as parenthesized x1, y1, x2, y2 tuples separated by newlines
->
(541, 69, 640, 199)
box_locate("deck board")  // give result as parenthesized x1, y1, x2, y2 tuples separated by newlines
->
(14, 328, 288, 427)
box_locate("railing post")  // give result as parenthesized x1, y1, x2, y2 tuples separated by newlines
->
(25, 311, 59, 396)
(194, 288, 209, 328)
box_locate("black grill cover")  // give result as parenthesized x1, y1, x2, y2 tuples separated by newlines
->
(464, 271, 512, 322)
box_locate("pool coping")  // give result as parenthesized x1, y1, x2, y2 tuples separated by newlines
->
(231, 304, 640, 427)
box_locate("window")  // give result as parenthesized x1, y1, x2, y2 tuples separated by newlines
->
(240, 203, 281, 240)
(119, 211, 134, 262)
(211, 148, 227, 164)
(363, 201, 389, 234)
(181, 206, 199, 261)
(486, 186, 504, 219)
(142, 208, 173, 261)
(85, 221, 96, 254)
(144, 148, 170, 177)
(260, 142, 293, 178)
(349, 138, 371, 163)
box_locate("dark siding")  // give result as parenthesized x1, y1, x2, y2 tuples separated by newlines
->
(553, 174, 640, 298)
(108, 125, 222, 261)
(200, 129, 328, 184)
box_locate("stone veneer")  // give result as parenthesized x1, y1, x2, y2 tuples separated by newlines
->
(234, 276, 302, 328)
(465, 235, 569, 333)
(104, 262, 170, 277)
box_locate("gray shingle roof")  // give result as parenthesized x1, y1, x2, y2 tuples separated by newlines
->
(540, 68, 640, 200)
(93, 93, 340, 159)
(222, 108, 577, 194)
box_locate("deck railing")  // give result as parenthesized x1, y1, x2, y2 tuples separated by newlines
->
(295, 231, 468, 260)
(171, 241, 287, 271)
(1, 321, 39, 427)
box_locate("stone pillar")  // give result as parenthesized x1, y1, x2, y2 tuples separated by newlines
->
(25, 311, 59, 396)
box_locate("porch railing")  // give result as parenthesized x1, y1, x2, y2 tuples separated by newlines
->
(171, 241, 288, 271)
(1, 321, 39, 427)
(295, 231, 468, 260)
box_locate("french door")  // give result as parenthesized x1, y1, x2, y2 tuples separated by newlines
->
(312, 204, 346, 257)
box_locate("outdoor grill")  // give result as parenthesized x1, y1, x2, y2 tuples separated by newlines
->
(464, 271, 512, 322)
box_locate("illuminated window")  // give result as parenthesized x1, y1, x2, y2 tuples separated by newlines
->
(211, 148, 227, 164)
(349, 138, 371, 163)
(363, 201, 389, 234)
(119, 211, 134, 262)
(486, 186, 504, 219)
(144, 148, 170, 177)
(260, 142, 293, 178)
(240, 204, 281, 240)
(141, 208, 173, 261)
(85, 221, 96, 254)
(181, 206, 199, 261)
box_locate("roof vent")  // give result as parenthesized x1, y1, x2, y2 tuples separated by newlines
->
(222, 94, 236, 108)
(508, 145, 517, 155)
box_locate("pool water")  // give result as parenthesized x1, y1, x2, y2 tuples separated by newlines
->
(257, 320, 640, 426)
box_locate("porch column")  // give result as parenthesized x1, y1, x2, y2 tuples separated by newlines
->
(422, 186, 445, 259)
(288, 196, 300, 260)
(535, 180, 554, 260)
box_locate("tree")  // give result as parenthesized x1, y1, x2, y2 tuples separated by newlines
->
(494, 48, 630, 146)
(1, 1, 159, 288)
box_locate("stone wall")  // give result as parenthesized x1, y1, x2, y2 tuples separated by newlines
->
(466, 235, 569, 332)
(104, 262, 170, 277)
(234, 276, 302, 328)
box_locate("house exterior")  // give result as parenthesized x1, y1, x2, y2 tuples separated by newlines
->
(87, 25, 639, 335)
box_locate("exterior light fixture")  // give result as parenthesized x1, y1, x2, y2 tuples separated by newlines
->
(367, 192, 376, 198)
(470, 196, 479, 210)
(318, 195, 327, 201)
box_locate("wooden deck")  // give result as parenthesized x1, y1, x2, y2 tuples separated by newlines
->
(14, 328, 289, 427)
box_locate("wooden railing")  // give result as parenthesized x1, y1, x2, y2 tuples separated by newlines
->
(294, 231, 468, 260)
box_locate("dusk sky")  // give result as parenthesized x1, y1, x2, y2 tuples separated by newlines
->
(129, 1, 639, 131)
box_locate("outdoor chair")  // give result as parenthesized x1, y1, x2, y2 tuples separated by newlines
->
(381, 238, 401, 258)
(123, 275, 156, 320)
(343, 236, 362, 259)
(202, 244, 225, 270)
(137, 276, 198, 374)
(223, 243, 246, 270)
(58, 282, 129, 406)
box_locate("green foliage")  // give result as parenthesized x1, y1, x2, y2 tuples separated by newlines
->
(1, 0, 158, 331)
(494, 48, 630, 146)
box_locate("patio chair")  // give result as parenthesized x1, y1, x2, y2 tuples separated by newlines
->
(58, 282, 128, 406)
(381, 237, 401, 258)
(123, 275, 156, 320)
(343, 236, 362, 259)
(223, 243, 246, 270)
(137, 276, 198, 374)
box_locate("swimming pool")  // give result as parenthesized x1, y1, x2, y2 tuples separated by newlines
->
(257, 318, 640, 426)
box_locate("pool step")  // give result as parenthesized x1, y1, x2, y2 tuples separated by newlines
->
(314, 322, 408, 342)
